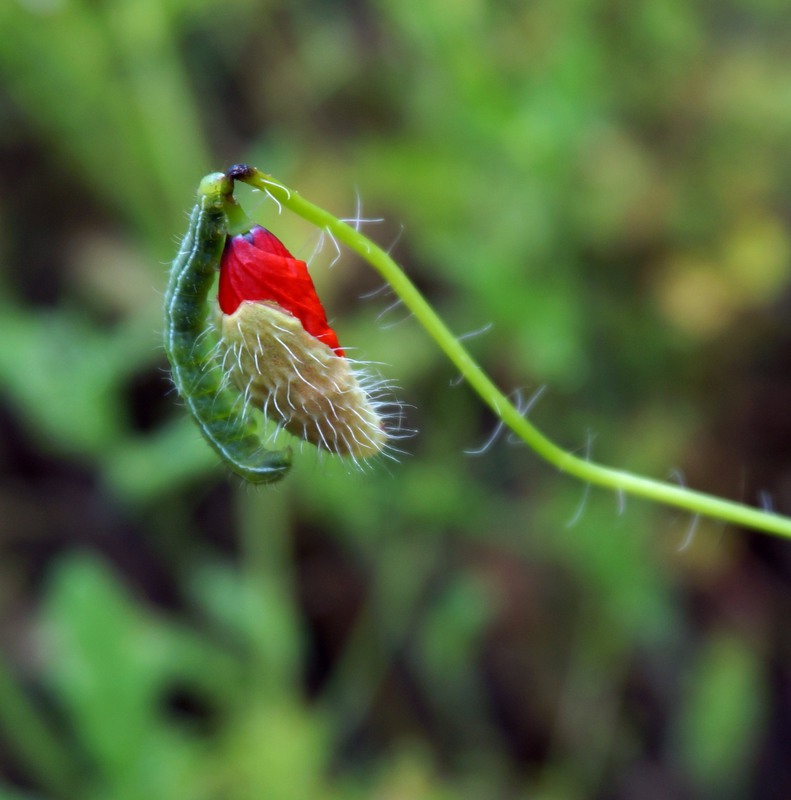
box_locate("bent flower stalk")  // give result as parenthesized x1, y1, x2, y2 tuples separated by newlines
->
(164, 165, 791, 542)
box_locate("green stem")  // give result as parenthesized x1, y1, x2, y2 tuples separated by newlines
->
(237, 167, 791, 541)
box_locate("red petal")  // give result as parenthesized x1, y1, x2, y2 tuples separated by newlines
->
(219, 226, 343, 355)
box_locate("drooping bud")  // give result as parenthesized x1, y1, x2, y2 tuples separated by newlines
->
(217, 225, 389, 459)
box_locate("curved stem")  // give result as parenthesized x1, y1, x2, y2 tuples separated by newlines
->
(237, 168, 791, 541)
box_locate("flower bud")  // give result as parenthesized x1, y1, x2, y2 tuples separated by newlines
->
(217, 226, 389, 459)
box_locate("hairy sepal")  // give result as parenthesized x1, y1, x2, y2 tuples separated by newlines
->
(219, 301, 388, 459)
(163, 173, 291, 484)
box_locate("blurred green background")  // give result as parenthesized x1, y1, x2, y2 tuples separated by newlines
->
(1, 0, 791, 797)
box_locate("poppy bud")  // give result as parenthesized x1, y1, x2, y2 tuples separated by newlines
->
(217, 225, 390, 460)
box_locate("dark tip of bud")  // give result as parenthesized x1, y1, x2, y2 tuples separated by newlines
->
(226, 164, 256, 181)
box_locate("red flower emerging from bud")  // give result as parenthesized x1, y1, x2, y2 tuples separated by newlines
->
(215, 223, 393, 460)
(219, 225, 343, 355)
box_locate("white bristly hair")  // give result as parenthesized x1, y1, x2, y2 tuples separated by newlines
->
(216, 300, 411, 468)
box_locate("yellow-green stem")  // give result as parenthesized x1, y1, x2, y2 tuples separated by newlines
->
(238, 168, 791, 541)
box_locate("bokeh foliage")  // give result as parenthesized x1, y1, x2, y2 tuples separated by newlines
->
(1, 0, 790, 797)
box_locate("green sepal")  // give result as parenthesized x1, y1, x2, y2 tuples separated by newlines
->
(163, 172, 291, 484)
